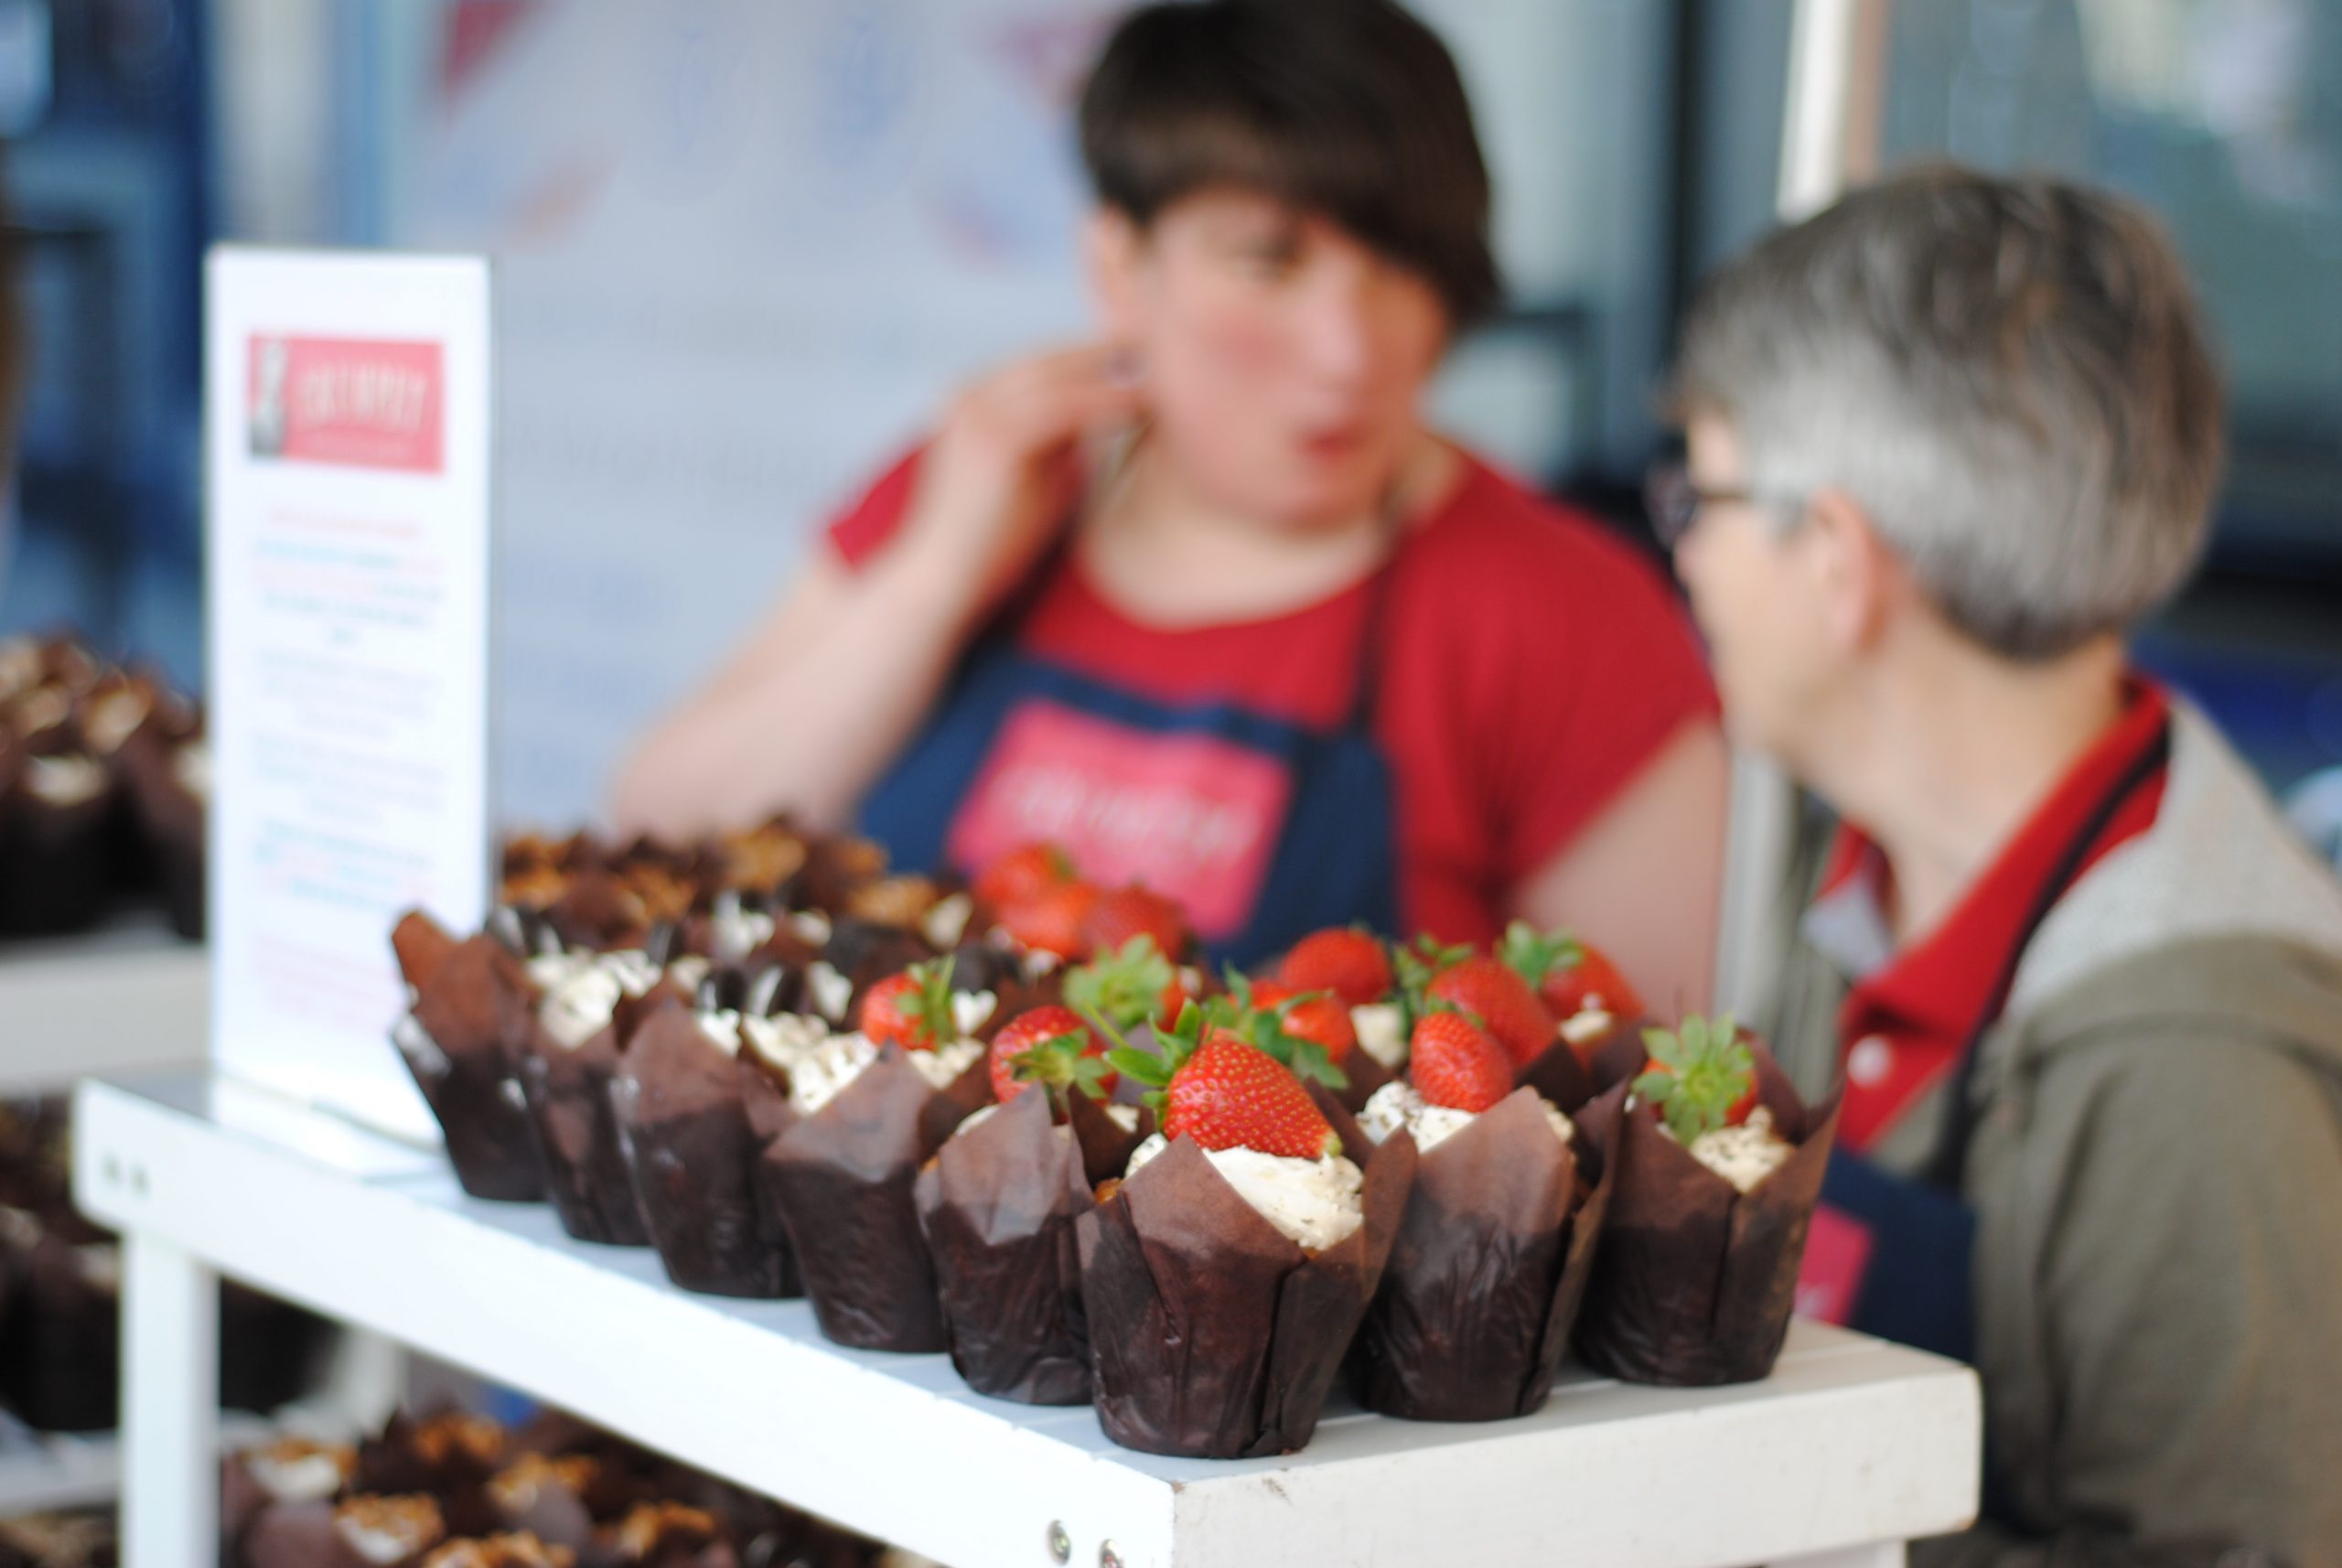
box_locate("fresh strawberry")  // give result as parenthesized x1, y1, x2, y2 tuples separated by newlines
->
(1155, 968, 1203, 1031)
(1208, 973, 1350, 1088)
(1408, 1009, 1512, 1113)
(973, 843, 1075, 912)
(1001, 880, 1100, 961)
(858, 959, 958, 1051)
(1499, 919, 1647, 1020)
(1635, 1015, 1759, 1142)
(1163, 1040, 1338, 1158)
(1082, 882, 1190, 963)
(1425, 955, 1556, 1068)
(1264, 986, 1357, 1065)
(1278, 927, 1393, 1009)
(1062, 934, 1178, 1034)
(987, 1004, 1113, 1106)
(1101, 1004, 1339, 1160)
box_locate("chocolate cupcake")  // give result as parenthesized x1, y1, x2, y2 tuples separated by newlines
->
(608, 1002, 796, 1297)
(0, 1207, 119, 1432)
(914, 1085, 1149, 1403)
(604, 1502, 734, 1568)
(1076, 1125, 1415, 1457)
(512, 950, 706, 1246)
(420, 1535, 575, 1568)
(1572, 1019, 1842, 1386)
(244, 1495, 446, 1568)
(482, 1455, 612, 1562)
(390, 913, 548, 1203)
(1342, 1082, 1616, 1422)
(223, 1437, 358, 1566)
(0, 736, 116, 936)
(115, 720, 207, 940)
(757, 1021, 992, 1351)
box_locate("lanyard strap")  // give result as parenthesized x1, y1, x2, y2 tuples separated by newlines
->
(1921, 719, 2174, 1192)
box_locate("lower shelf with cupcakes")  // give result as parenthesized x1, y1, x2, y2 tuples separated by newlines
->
(76, 1069, 1979, 1568)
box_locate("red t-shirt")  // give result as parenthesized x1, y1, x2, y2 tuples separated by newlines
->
(1817, 679, 2173, 1152)
(827, 446, 1718, 946)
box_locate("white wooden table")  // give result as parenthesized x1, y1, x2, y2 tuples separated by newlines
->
(73, 1070, 1980, 1568)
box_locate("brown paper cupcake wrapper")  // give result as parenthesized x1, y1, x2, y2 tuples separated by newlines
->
(1347, 1089, 1617, 1422)
(609, 1004, 794, 1298)
(517, 1022, 653, 1247)
(393, 927, 548, 1204)
(763, 1045, 990, 1351)
(1331, 1048, 1393, 1114)
(912, 1087, 1150, 1404)
(0, 786, 113, 936)
(1571, 1045, 1842, 1385)
(1075, 1131, 1416, 1458)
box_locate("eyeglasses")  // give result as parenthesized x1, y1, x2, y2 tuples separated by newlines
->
(1642, 461, 1760, 550)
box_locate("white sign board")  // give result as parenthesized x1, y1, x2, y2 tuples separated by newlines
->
(205, 246, 492, 1143)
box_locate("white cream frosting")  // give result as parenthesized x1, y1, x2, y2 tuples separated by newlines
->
(694, 1010, 747, 1057)
(538, 950, 661, 1048)
(786, 1032, 982, 1115)
(1681, 1106, 1793, 1194)
(1125, 1134, 1364, 1251)
(81, 687, 149, 755)
(1358, 1080, 1574, 1155)
(247, 1445, 349, 1503)
(789, 910, 833, 946)
(1351, 1003, 1408, 1069)
(24, 753, 106, 807)
(338, 1515, 432, 1566)
(524, 950, 592, 993)
(806, 961, 854, 1023)
(1559, 1003, 1616, 1047)
(921, 891, 975, 950)
(708, 898, 775, 962)
(174, 741, 210, 800)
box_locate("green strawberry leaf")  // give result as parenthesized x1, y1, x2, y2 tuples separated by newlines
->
(1638, 1013, 1754, 1142)
(1063, 936, 1176, 1032)
(1499, 920, 1585, 989)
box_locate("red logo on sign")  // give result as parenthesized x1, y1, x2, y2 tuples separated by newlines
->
(946, 700, 1291, 941)
(248, 335, 445, 473)
(1795, 1202, 1876, 1325)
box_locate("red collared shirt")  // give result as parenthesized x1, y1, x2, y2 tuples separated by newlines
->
(1808, 679, 2173, 1153)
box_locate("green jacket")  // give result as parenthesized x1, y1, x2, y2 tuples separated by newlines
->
(1762, 703, 2342, 1567)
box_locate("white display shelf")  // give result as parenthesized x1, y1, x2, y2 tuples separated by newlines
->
(74, 1071, 1980, 1568)
(0, 919, 207, 1097)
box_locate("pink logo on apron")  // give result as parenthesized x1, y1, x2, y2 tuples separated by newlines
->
(946, 699, 1292, 941)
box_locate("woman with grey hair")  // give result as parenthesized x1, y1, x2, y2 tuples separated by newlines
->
(1661, 166, 2342, 1566)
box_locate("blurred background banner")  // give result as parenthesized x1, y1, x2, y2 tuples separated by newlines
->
(2, 0, 2337, 840)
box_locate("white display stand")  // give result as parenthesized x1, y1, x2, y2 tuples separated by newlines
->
(75, 1069, 1981, 1568)
(0, 919, 207, 1098)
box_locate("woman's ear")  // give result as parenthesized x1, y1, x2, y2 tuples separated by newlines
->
(1084, 208, 1144, 343)
(1803, 488, 1904, 655)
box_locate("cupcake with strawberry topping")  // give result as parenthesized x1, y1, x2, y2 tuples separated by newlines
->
(752, 959, 994, 1351)
(1499, 922, 1652, 1090)
(1073, 1009, 1414, 1458)
(1574, 1015, 1841, 1386)
(912, 1006, 1150, 1403)
(1343, 1006, 1617, 1422)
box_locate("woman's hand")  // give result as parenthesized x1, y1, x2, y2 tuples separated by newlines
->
(897, 344, 1144, 620)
